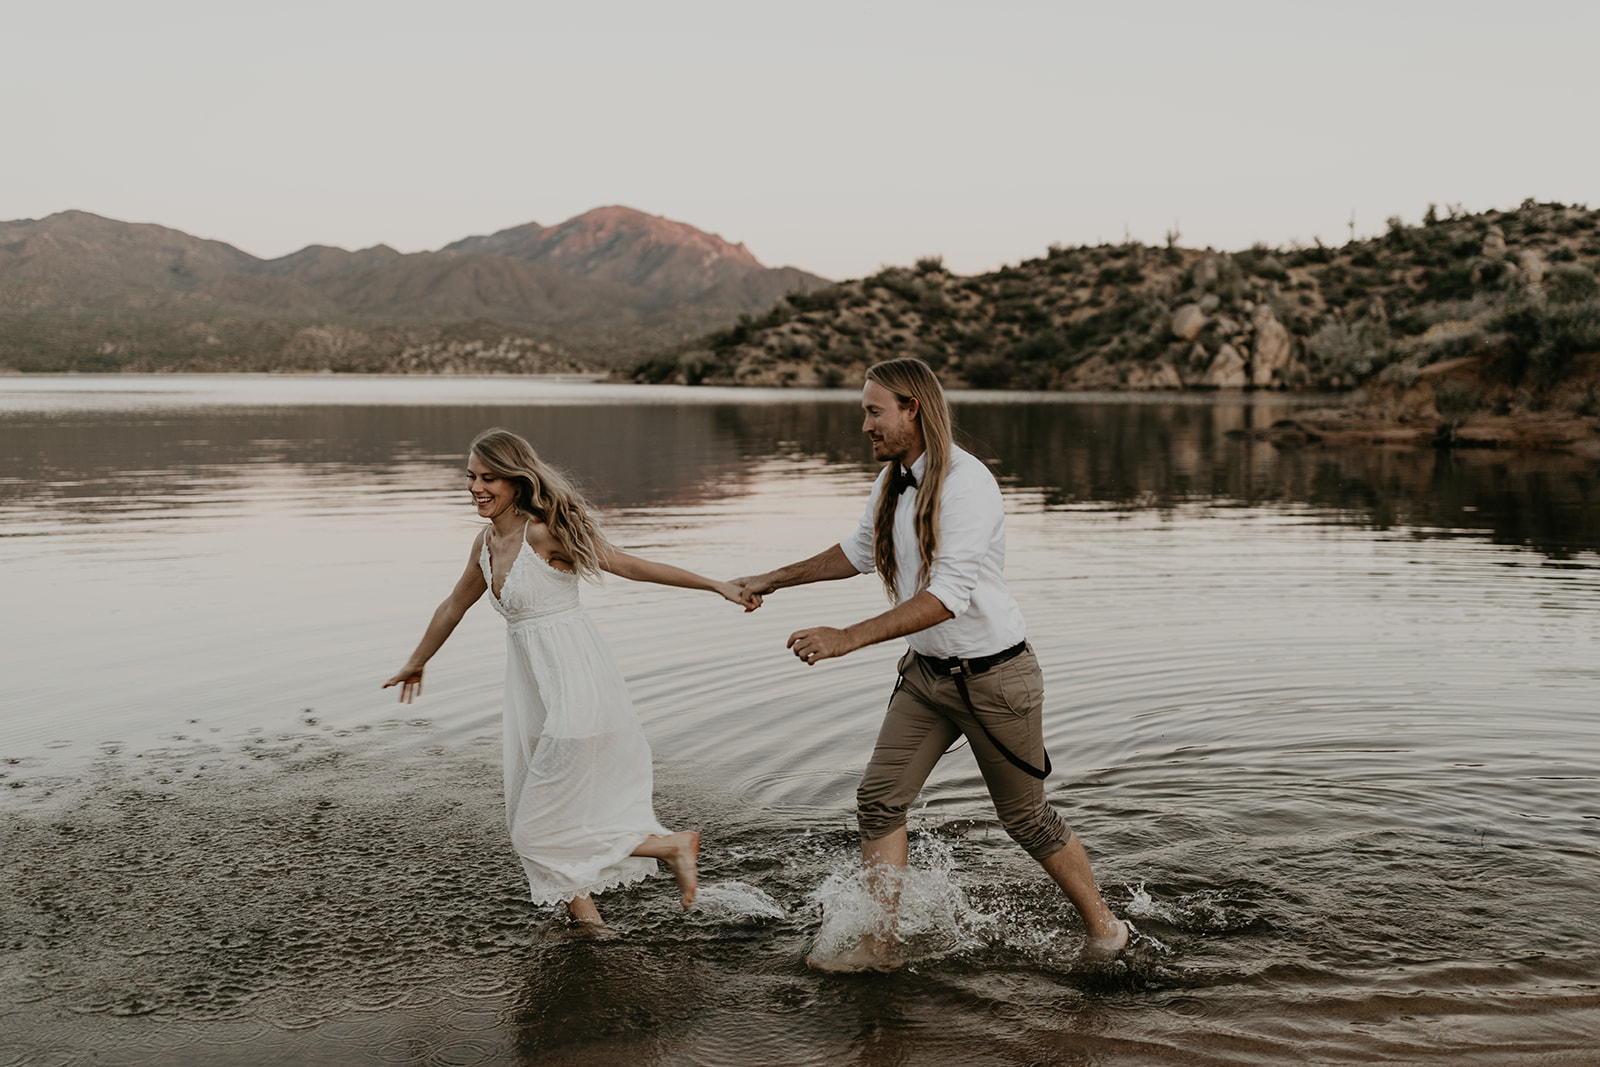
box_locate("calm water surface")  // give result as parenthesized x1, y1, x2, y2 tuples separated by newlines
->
(2, 375, 1598, 1065)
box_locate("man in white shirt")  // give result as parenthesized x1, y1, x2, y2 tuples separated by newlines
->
(735, 357, 1128, 972)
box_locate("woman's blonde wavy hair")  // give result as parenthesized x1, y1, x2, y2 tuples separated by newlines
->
(469, 427, 607, 579)
(866, 357, 953, 602)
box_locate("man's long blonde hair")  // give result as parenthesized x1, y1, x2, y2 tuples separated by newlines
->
(469, 427, 607, 578)
(868, 358, 953, 602)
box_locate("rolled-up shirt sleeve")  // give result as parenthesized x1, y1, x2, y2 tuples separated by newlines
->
(922, 464, 1000, 618)
(839, 472, 885, 574)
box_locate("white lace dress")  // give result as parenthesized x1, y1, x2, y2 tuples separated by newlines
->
(481, 527, 668, 906)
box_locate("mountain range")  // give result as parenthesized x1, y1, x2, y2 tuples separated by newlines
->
(0, 206, 829, 341)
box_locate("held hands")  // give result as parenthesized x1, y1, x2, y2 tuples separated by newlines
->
(731, 573, 777, 599)
(787, 626, 854, 666)
(382, 664, 425, 703)
(717, 581, 763, 612)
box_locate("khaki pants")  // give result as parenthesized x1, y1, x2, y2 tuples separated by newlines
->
(856, 644, 1071, 861)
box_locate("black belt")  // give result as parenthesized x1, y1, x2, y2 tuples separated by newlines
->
(918, 640, 1028, 677)
(909, 641, 1050, 780)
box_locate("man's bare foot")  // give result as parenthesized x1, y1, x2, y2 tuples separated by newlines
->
(806, 934, 905, 974)
(1084, 917, 1130, 960)
(659, 830, 700, 909)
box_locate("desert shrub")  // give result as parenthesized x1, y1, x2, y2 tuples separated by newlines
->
(1384, 216, 1418, 251)
(1131, 337, 1167, 362)
(1125, 298, 1169, 335)
(1010, 331, 1068, 367)
(788, 286, 845, 313)
(914, 255, 945, 276)
(1549, 245, 1578, 262)
(1016, 304, 1052, 331)
(1236, 243, 1289, 281)
(633, 355, 677, 383)
(1382, 361, 1421, 389)
(707, 314, 758, 352)
(1433, 380, 1481, 422)
(1491, 299, 1600, 386)
(1546, 265, 1600, 305)
(1421, 267, 1476, 302)
(1062, 297, 1148, 351)
(1391, 312, 1431, 336)
(954, 325, 996, 354)
(1096, 263, 1143, 286)
(1417, 321, 1487, 363)
(1477, 260, 1513, 290)
(962, 354, 1015, 389)
(870, 268, 927, 305)
(1286, 240, 1335, 267)
(1307, 319, 1392, 379)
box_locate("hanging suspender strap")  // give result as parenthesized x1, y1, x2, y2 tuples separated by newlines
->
(949, 669, 1052, 780)
(906, 642, 1051, 780)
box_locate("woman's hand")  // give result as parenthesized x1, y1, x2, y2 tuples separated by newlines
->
(383, 664, 425, 703)
(718, 581, 763, 612)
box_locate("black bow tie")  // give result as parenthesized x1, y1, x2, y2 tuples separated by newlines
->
(889, 465, 917, 497)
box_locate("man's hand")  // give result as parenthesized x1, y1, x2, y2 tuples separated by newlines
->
(733, 573, 778, 597)
(788, 626, 856, 666)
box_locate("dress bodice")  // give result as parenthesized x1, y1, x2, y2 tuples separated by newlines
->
(480, 525, 581, 622)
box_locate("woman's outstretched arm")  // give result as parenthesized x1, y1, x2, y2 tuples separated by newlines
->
(599, 545, 762, 611)
(383, 534, 490, 702)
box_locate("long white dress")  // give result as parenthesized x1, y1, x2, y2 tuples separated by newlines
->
(481, 526, 669, 906)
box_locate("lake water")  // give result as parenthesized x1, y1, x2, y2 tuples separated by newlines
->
(2, 375, 1598, 1065)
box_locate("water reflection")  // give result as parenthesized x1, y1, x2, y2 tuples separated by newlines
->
(4, 379, 1599, 1066)
(4, 393, 1596, 556)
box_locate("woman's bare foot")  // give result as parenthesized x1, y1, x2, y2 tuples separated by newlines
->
(567, 895, 603, 926)
(630, 830, 701, 908)
(1084, 917, 1129, 960)
(658, 831, 700, 909)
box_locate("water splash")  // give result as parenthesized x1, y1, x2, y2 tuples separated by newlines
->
(689, 881, 786, 923)
(1125, 881, 1247, 933)
(805, 837, 995, 965)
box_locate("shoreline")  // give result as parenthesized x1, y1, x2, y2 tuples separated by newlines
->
(6, 366, 1598, 452)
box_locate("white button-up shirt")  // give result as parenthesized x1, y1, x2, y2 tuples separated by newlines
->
(839, 444, 1026, 659)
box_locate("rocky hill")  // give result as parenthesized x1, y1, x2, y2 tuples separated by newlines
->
(0, 207, 828, 373)
(635, 200, 1600, 408)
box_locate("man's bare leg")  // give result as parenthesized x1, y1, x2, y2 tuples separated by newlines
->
(806, 827, 909, 973)
(1039, 832, 1127, 955)
(631, 831, 700, 908)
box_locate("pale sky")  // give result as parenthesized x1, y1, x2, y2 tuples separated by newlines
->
(5, 0, 1596, 280)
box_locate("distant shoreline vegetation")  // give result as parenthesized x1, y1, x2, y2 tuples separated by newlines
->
(634, 200, 1600, 406)
(5, 201, 1598, 451)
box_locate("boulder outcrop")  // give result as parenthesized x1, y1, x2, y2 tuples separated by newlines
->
(1204, 343, 1249, 388)
(1171, 303, 1207, 341)
(1250, 306, 1292, 386)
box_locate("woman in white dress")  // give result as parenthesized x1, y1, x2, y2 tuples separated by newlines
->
(384, 428, 759, 925)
